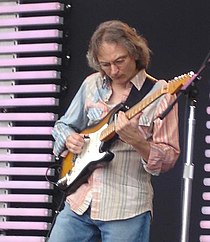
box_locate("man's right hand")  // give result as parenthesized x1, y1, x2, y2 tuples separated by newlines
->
(65, 133, 86, 154)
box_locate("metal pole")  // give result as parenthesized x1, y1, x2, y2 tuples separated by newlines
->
(181, 103, 196, 242)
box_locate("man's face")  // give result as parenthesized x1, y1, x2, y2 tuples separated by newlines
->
(97, 42, 138, 85)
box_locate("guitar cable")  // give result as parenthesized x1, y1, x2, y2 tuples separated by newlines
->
(45, 164, 60, 187)
(45, 162, 67, 241)
(45, 190, 66, 241)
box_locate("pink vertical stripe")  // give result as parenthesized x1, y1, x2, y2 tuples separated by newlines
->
(0, 181, 52, 189)
(0, 140, 53, 149)
(0, 236, 45, 242)
(200, 235, 210, 242)
(0, 84, 60, 94)
(0, 126, 53, 135)
(0, 70, 60, 80)
(0, 167, 53, 176)
(0, 208, 51, 216)
(0, 98, 58, 107)
(200, 221, 210, 229)
(0, 2, 64, 14)
(203, 192, 210, 200)
(0, 153, 53, 162)
(0, 57, 61, 67)
(0, 113, 57, 121)
(0, 29, 63, 41)
(0, 221, 49, 230)
(0, 43, 62, 54)
(0, 16, 63, 27)
(0, 194, 52, 203)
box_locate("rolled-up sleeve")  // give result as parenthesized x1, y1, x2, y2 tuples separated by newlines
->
(145, 93, 180, 174)
(52, 81, 89, 156)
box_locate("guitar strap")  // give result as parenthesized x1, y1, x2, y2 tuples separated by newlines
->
(123, 77, 156, 109)
(100, 75, 157, 153)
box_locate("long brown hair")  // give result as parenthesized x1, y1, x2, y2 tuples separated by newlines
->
(86, 20, 151, 72)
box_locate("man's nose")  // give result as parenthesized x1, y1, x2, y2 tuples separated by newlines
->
(110, 63, 119, 74)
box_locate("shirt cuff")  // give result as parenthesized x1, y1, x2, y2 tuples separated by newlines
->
(141, 157, 160, 176)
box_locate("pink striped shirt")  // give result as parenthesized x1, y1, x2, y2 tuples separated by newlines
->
(53, 70, 180, 220)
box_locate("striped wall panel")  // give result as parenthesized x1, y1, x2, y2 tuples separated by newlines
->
(199, 95, 210, 241)
(0, 0, 65, 240)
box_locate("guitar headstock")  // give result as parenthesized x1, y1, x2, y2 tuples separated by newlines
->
(167, 71, 195, 94)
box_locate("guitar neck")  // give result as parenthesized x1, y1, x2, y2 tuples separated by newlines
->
(100, 85, 166, 142)
(125, 86, 165, 119)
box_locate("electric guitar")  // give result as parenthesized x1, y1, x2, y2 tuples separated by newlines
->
(56, 72, 194, 195)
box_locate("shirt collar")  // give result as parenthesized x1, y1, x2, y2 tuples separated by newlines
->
(130, 69, 147, 90)
(102, 69, 147, 90)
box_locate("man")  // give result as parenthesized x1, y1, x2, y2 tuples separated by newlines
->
(48, 20, 180, 242)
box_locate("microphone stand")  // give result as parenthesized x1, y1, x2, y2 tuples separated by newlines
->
(180, 85, 197, 242)
(180, 51, 210, 242)
(159, 50, 210, 242)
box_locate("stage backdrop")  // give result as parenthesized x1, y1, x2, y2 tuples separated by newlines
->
(60, 1, 210, 242)
(0, 0, 208, 241)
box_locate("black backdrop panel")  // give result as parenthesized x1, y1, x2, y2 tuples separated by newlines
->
(61, 1, 210, 241)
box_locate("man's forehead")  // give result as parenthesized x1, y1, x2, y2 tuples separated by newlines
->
(97, 42, 128, 61)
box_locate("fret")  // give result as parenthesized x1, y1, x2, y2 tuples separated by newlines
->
(100, 122, 115, 141)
